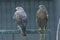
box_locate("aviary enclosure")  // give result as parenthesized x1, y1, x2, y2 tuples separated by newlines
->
(0, 0, 60, 40)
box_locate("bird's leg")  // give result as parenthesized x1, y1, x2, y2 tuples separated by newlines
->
(40, 26, 46, 40)
(42, 26, 46, 40)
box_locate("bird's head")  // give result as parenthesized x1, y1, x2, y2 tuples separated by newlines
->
(39, 5, 46, 10)
(16, 7, 24, 12)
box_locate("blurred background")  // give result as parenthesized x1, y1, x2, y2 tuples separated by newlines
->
(0, 0, 60, 40)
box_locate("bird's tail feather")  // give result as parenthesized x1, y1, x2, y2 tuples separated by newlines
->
(18, 25, 29, 40)
(18, 25, 23, 36)
(23, 36, 29, 40)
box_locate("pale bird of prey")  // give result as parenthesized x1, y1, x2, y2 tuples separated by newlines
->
(13, 7, 27, 36)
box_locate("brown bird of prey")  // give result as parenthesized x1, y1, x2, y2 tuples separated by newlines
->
(36, 5, 48, 30)
(36, 5, 48, 40)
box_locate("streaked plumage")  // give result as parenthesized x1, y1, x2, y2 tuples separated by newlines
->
(36, 5, 48, 29)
